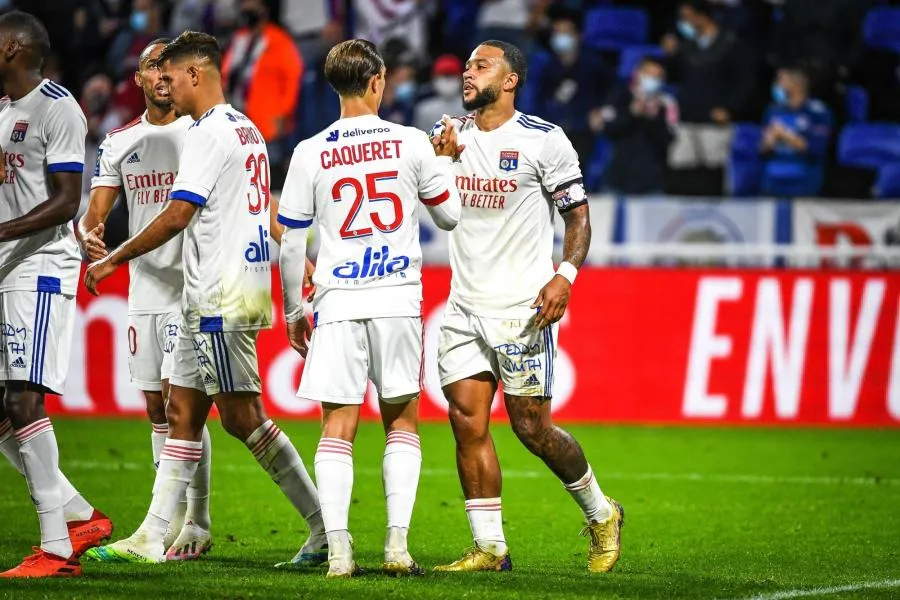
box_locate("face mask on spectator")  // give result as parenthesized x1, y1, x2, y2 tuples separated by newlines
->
(550, 33, 577, 55)
(638, 75, 662, 95)
(771, 83, 788, 105)
(130, 10, 149, 32)
(240, 8, 263, 27)
(433, 77, 460, 98)
(395, 81, 416, 103)
(677, 20, 697, 40)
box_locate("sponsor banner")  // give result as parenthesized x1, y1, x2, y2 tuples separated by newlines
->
(792, 200, 900, 269)
(623, 196, 777, 266)
(49, 266, 900, 426)
(418, 195, 616, 265)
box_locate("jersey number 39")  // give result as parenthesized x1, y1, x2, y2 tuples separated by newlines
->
(332, 171, 403, 240)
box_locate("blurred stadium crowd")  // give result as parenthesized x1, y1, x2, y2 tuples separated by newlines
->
(18, 0, 900, 199)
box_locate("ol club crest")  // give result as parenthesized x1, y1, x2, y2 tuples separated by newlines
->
(499, 150, 519, 172)
(10, 120, 28, 143)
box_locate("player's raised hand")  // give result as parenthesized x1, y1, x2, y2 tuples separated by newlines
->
(531, 275, 571, 329)
(432, 116, 465, 160)
(286, 316, 313, 358)
(84, 255, 117, 296)
(81, 222, 108, 261)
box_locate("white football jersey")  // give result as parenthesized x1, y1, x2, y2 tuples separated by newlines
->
(278, 114, 453, 325)
(92, 113, 192, 314)
(0, 80, 86, 295)
(169, 104, 272, 333)
(447, 111, 583, 318)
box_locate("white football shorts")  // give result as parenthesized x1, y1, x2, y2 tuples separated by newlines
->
(438, 300, 559, 397)
(0, 288, 76, 395)
(127, 311, 182, 392)
(298, 317, 423, 405)
(169, 328, 261, 396)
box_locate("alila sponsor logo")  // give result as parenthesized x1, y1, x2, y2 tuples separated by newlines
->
(244, 225, 272, 272)
(333, 245, 410, 279)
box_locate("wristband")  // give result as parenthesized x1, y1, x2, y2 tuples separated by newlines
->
(556, 261, 578, 284)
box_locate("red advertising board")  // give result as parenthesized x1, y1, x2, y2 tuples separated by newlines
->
(49, 267, 900, 426)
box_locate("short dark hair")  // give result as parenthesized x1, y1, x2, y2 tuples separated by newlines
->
(324, 39, 385, 98)
(480, 40, 528, 93)
(639, 56, 665, 72)
(0, 11, 50, 66)
(139, 37, 173, 67)
(157, 31, 221, 71)
(779, 65, 809, 88)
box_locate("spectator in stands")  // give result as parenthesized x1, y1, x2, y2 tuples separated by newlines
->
(664, 0, 753, 125)
(280, 0, 345, 71)
(522, 9, 612, 167)
(106, 0, 161, 79)
(379, 54, 418, 127)
(476, 0, 538, 56)
(169, 0, 239, 37)
(594, 57, 678, 195)
(223, 0, 303, 146)
(770, 0, 864, 108)
(663, 0, 754, 195)
(354, 0, 430, 55)
(759, 66, 832, 197)
(413, 54, 465, 132)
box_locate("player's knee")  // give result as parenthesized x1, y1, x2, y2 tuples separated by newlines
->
(448, 401, 489, 443)
(2, 386, 45, 428)
(218, 410, 256, 441)
(144, 393, 166, 424)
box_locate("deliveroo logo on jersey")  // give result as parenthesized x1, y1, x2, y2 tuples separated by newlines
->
(333, 246, 409, 279)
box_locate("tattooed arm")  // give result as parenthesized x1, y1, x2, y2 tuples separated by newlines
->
(532, 202, 591, 329)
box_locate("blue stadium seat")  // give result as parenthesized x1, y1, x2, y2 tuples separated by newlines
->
(583, 8, 649, 51)
(728, 124, 763, 196)
(846, 85, 869, 122)
(837, 124, 900, 170)
(617, 45, 665, 79)
(585, 136, 612, 192)
(863, 7, 900, 53)
(875, 163, 900, 199)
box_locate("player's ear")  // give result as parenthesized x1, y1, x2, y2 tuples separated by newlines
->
(187, 64, 200, 86)
(2, 38, 20, 61)
(133, 70, 142, 88)
(503, 72, 519, 94)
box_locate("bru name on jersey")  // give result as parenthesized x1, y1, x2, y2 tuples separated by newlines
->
(320, 140, 402, 170)
(333, 245, 410, 280)
(236, 126, 262, 146)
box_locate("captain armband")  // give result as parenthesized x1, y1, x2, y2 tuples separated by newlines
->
(551, 181, 587, 213)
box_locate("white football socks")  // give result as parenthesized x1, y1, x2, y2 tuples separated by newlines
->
(15, 418, 72, 559)
(139, 438, 201, 544)
(314, 437, 353, 534)
(185, 425, 212, 530)
(150, 422, 167, 470)
(247, 421, 324, 538)
(2, 418, 95, 522)
(564, 465, 613, 523)
(383, 430, 421, 554)
(465, 497, 507, 556)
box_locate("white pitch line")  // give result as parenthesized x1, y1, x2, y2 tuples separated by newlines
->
(731, 578, 900, 600)
(2, 461, 896, 487)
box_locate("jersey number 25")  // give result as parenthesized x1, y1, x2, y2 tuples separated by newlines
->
(332, 171, 403, 240)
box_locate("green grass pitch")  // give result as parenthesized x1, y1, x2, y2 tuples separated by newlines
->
(1, 419, 898, 599)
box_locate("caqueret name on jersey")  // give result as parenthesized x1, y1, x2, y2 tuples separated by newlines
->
(321, 140, 403, 170)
